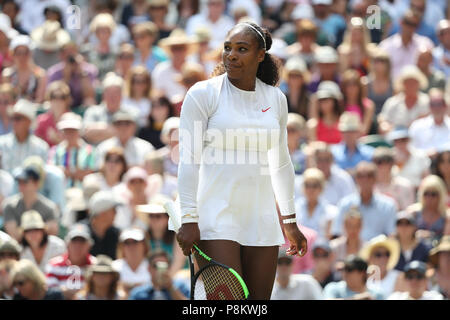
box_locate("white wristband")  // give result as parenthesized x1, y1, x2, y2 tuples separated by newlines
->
(282, 218, 297, 224)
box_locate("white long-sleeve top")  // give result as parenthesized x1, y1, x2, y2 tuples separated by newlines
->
(177, 74, 296, 246)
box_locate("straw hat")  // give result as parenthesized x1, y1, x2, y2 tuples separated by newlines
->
(31, 20, 71, 51)
(20, 210, 46, 231)
(158, 29, 197, 55)
(87, 255, 119, 277)
(395, 65, 428, 91)
(428, 235, 450, 267)
(359, 235, 400, 271)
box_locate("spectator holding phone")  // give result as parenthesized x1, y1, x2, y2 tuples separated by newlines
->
(128, 249, 189, 300)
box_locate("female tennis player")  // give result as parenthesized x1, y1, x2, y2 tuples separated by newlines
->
(176, 22, 308, 300)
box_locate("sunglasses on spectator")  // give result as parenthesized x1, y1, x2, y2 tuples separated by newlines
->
(430, 100, 445, 108)
(132, 78, 147, 84)
(12, 115, 27, 122)
(405, 273, 425, 280)
(149, 213, 167, 219)
(304, 182, 321, 189)
(403, 19, 418, 28)
(374, 157, 393, 165)
(123, 240, 139, 246)
(396, 219, 412, 226)
(372, 251, 390, 258)
(119, 54, 134, 60)
(51, 94, 68, 100)
(356, 172, 375, 179)
(13, 279, 27, 287)
(424, 191, 439, 198)
(105, 156, 123, 164)
(313, 252, 329, 258)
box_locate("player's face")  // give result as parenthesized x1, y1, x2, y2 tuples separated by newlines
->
(222, 27, 265, 82)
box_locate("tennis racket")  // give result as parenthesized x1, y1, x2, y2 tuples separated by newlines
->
(164, 200, 249, 300)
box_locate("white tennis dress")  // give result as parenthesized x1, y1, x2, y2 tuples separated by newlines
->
(177, 74, 296, 246)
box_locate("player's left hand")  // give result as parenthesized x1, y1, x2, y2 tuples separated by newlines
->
(284, 223, 308, 257)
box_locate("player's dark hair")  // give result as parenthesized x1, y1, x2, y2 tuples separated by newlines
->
(212, 22, 281, 87)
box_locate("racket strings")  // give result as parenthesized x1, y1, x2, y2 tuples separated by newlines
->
(194, 264, 246, 300)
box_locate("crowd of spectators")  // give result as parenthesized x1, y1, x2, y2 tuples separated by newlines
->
(0, 0, 449, 300)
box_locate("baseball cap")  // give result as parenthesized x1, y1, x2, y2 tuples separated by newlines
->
(57, 112, 83, 130)
(123, 166, 148, 184)
(119, 228, 146, 242)
(387, 127, 410, 142)
(404, 260, 427, 275)
(13, 166, 41, 182)
(315, 46, 338, 64)
(65, 223, 93, 243)
(396, 210, 416, 225)
(338, 112, 361, 132)
(9, 99, 37, 121)
(112, 109, 137, 123)
(20, 210, 46, 231)
(88, 190, 121, 217)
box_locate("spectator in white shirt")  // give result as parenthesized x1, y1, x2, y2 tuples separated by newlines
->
(373, 147, 415, 211)
(378, 65, 430, 135)
(185, 0, 234, 50)
(112, 228, 151, 295)
(0, 99, 49, 173)
(409, 88, 450, 157)
(295, 141, 356, 206)
(433, 20, 450, 78)
(96, 109, 155, 168)
(388, 127, 430, 188)
(271, 248, 323, 300)
(152, 29, 196, 105)
(387, 260, 443, 300)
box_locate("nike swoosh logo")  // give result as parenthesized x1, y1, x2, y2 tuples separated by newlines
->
(262, 107, 271, 112)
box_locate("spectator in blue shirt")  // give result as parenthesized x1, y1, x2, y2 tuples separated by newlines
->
(331, 112, 374, 174)
(331, 161, 397, 242)
(323, 255, 385, 300)
(311, 0, 347, 47)
(129, 249, 189, 300)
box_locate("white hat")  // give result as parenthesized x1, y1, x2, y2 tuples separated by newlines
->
(9, 35, 34, 51)
(316, 81, 342, 100)
(88, 190, 120, 217)
(161, 117, 180, 145)
(268, 38, 288, 60)
(291, 4, 314, 20)
(119, 228, 145, 242)
(20, 210, 46, 231)
(315, 46, 338, 64)
(10, 99, 37, 121)
(312, 0, 332, 5)
(65, 223, 93, 244)
(123, 166, 148, 183)
(338, 112, 362, 132)
(395, 65, 428, 91)
(57, 112, 82, 130)
(102, 72, 124, 89)
(31, 20, 71, 51)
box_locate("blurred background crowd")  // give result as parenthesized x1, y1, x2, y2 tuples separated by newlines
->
(0, 0, 449, 301)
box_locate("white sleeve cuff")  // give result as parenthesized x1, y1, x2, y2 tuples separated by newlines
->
(278, 199, 296, 216)
(181, 216, 199, 224)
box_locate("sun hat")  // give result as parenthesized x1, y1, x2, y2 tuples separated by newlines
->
(119, 228, 146, 242)
(31, 20, 71, 51)
(428, 235, 450, 267)
(359, 235, 400, 271)
(89, 13, 116, 33)
(192, 26, 211, 43)
(316, 81, 342, 100)
(57, 112, 82, 130)
(123, 166, 148, 184)
(87, 255, 118, 275)
(102, 72, 124, 89)
(315, 46, 338, 64)
(0, 238, 22, 255)
(338, 112, 362, 132)
(9, 34, 34, 51)
(284, 56, 310, 82)
(112, 109, 137, 124)
(395, 65, 428, 91)
(9, 99, 37, 121)
(88, 190, 121, 217)
(158, 29, 197, 55)
(20, 210, 46, 231)
(136, 193, 172, 215)
(386, 127, 410, 142)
